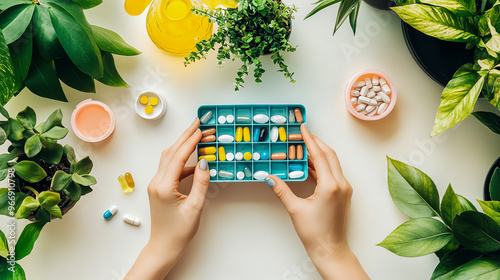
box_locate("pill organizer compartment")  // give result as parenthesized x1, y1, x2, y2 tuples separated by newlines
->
(197, 104, 308, 182)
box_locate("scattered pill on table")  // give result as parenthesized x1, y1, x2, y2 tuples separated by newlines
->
(103, 206, 118, 220)
(200, 111, 213, 124)
(125, 172, 135, 188)
(118, 175, 133, 193)
(123, 215, 141, 226)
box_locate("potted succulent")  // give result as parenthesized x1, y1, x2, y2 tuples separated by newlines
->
(379, 157, 500, 279)
(184, 0, 297, 91)
(391, 1, 500, 136)
(0, 222, 44, 279)
(0, 105, 97, 223)
(0, 0, 140, 104)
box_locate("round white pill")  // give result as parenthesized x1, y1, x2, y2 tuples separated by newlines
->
(226, 152, 235, 161)
(210, 169, 217, 177)
(235, 152, 244, 161)
(218, 115, 226, 124)
(253, 152, 260, 160)
(226, 114, 235, 123)
(237, 171, 245, 180)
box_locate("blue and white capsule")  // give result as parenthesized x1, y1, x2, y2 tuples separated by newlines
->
(103, 206, 118, 220)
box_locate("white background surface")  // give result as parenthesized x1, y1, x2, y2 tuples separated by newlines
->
(1, 0, 500, 279)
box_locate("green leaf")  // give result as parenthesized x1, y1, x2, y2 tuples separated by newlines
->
(43, 204, 62, 219)
(74, 156, 92, 175)
(0, 128, 6, 145)
(453, 211, 500, 252)
(16, 107, 36, 129)
(0, 27, 17, 106)
(73, 0, 103, 9)
(0, 189, 26, 217)
(13, 161, 47, 183)
(485, 72, 500, 110)
(50, 170, 72, 191)
(24, 134, 42, 158)
(38, 191, 60, 207)
(33, 5, 63, 61)
(41, 108, 63, 133)
(0, 4, 35, 44)
(66, 182, 81, 201)
(0, 263, 26, 280)
(38, 140, 63, 165)
(457, 194, 477, 211)
(91, 25, 141, 56)
(419, 0, 476, 16)
(63, 145, 76, 165)
(391, 4, 479, 43)
(492, 168, 500, 201)
(34, 207, 50, 223)
(0, 227, 8, 258)
(72, 173, 96, 186)
(378, 217, 452, 257)
(486, 19, 500, 53)
(478, 200, 500, 226)
(96, 52, 129, 87)
(473, 112, 500, 135)
(441, 184, 461, 227)
(7, 119, 23, 141)
(431, 249, 482, 280)
(387, 157, 440, 218)
(55, 55, 95, 93)
(48, 3, 103, 78)
(349, 0, 361, 34)
(431, 68, 485, 136)
(24, 52, 67, 102)
(0, 0, 32, 11)
(478, 4, 500, 36)
(14, 196, 39, 219)
(304, 0, 342, 20)
(334, 0, 360, 34)
(15, 222, 45, 260)
(435, 236, 460, 259)
(8, 24, 32, 93)
(449, 257, 500, 279)
(40, 126, 68, 140)
(0, 105, 9, 119)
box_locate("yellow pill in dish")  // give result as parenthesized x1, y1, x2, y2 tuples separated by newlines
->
(145, 105, 154, 114)
(140, 96, 149, 105)
(150, 97, 159, 106)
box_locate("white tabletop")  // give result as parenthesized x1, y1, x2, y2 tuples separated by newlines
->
(2, 0, 500, 279)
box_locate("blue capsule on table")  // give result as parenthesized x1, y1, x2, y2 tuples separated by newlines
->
(261, 151, 269, 160)
(289, 163, 303, 171)
(253, 127, 260, 142)
(103, 206, 118, 220)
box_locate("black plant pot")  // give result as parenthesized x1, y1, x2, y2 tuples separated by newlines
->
(484, 157, 500, 201)
(363, 0, 395, 10)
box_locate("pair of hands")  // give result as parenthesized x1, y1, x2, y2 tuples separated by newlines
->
(125, 119, 369, 280)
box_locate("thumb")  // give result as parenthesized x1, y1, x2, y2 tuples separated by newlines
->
(265, 175, 299, 212)
(187, 159, 210, 209)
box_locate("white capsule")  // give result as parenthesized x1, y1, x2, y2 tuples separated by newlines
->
(210, 169, 217, 177)
(271, 115, 286, 124)
(369, 99, 378, 106)
(350, 97, 358, 105)
(270, 127, 279, 142)
(253, 152, 260, 161)
(351, 90, 360, 97)
(218, 115, 226, 124)
(226, 114, 235, 123)
(253, 170, 269, 180)
(367, 109, 377, 117)
(253, 114, 269, 124)
(289, 171, 304, 179)
(235, 152, 244, 161)
(366, 105, 376, 113)
(360, 86, 368, 97)
(218, 135, 234, 142)
(358, 96, 371, 104)
(382, 84, 391, 94)
(359, 110, 368, 115)
(365, 77, 372, 89)
(366, 91, 376, 98)
(237, 171, 245, 180)
(380, 78, 387, 85)
(226, 152, 235, 161)
(288, 110, 295, 123)
(375, 95, 383, 102)
(372, 75, 379, 86)
(372, 85, 381, 92)
(353, 81, 365, 88)
(356, 104, 367, 112)
(378, 103, 388, 114)
(123, 215, 140, 226)
(377, 92, 391, 103)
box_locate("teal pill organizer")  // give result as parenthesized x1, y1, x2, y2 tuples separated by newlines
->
(197, 104, 308, 182)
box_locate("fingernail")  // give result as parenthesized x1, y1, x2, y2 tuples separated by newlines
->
(200, 159, 208, 170)
(265, 177, 275, 187)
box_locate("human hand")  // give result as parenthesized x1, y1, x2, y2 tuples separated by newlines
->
(126, 118, 210, 280)
(266, 124, 369, 279)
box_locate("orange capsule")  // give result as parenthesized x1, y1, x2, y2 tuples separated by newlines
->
(202, 128, 216, 137)
(294, 108, 303, 123)
(289, 145, 296, 160)
(199, 146, 216, 155)
(200, 135, 216, 143)
(271, 153, 287, 160)
(297, 145, 304, 160)
(288, 134, 303, 141)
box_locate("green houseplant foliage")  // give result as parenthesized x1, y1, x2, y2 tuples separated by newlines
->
(379, 157, 500, 279)
(185, 0, 297, 91)
(391, 0, 500, 136)
(0, 0, 141, 104)
(0, 105, 97, 223)
(0, 222, 45, 280)
(304, 0, 362, 35)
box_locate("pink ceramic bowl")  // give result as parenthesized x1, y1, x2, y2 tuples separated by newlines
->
(345, 69, 397, 121)
(71, 99, 115, 142)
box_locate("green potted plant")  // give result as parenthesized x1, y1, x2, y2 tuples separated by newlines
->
(0, 222, 44, 279)
(0, 105, 97, 223)
(0, 0, 140, 104)
(379, 157, 500, 279)
(184, 0, 297, 91)
(304, 0, 362, 35)
(391, 0, 500, 136)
